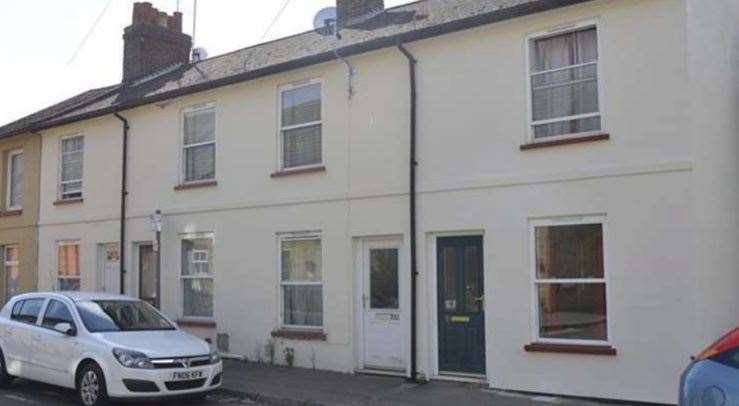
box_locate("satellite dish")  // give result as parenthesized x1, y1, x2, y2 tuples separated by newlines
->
(313, 7, 338, 37)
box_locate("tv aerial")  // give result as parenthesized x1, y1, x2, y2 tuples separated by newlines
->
(313, 7, 340, 38)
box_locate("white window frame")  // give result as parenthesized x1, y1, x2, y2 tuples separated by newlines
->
(525, 20, 605, 143)
(4, 245, 19, 300)
(277, 79, 324, 171)
(277, 232, 324, 330)
(58, 134, 84, 200)
(5, 149, 23, 211)
(180, 103, 217, 184)
(57, 241, 81, 291)
(180, 233, 215, 321)
(529, 216, 610, 346)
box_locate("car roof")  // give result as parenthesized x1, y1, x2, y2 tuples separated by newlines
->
(12, 291, 138, 303)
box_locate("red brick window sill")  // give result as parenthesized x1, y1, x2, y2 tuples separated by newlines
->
(271, 166, 326, 178)
(54, 198, 84, 206)
(176, 319, 217, 328)
(271, 329, 327, 341)
(174, 180, 218, 191)
(520, 133, 610, 151)
(524, 342, 616, 356)
(0, 210, 22, 217)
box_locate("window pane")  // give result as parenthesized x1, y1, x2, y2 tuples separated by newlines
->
(184, 109, 215, 145)
(370, 249, 399, 309)
(61, 151, 83, 181)
(283, 124, 321, 168)
(535, 224, 603, 279)
(531, 64, 599, 122)
(441, 246, 457, 311)
(59, 278, 81, 291)
(281, 239, 321, 282)
(283, 285, 322, 327)
(182, 239, 213, 276)
(5, 246, 18, 262)
(538, 282, 607, 341)
(282, 84, 321, 127)
(18, 298, 44, 324)
(42, 300, 74, 329)
(62, 137, 84, 154)
(464, 245, 483, 313)
(533, 117, 601, 139)
(5, 247, 19, 299)
(9, 153, 22, 207)
(183, 278, 213, 318)
(533, 28, 597, 71)
(184, 143, 215, 182)
(58, 245, 80, 277)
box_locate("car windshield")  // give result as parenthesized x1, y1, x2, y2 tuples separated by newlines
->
(76, 300, 175, 333)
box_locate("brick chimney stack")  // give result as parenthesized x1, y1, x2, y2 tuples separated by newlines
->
(122, 2, 192, 82)
(337, 0, 385, 27)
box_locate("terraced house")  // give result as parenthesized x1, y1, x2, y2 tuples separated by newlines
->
(0, 0, 737, 403)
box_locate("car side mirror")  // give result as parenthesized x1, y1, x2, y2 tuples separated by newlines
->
(54, 322, 76, 336)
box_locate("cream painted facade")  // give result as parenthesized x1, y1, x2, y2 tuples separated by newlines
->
(33, 0, 739, 403)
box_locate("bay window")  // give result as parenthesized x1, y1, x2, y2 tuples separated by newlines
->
(529, 24, 601, 140)
(280, 235, 323, 328)
(58, 242, 81, 291)
(532, 219, 608, 343)
(181, 236, 214, 318)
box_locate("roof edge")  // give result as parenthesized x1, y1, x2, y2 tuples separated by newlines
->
(4, 0, 593, 138)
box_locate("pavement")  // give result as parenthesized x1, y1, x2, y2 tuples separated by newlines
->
(0, 360, 642, 406)
(219, 360, 637, 406)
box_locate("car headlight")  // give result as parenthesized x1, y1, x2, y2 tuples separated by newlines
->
(113, 348, 154, 369)
(210, 350, 221, 364)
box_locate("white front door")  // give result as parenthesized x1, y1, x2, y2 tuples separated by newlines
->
(361, 239, 405, 372)
(97, 243, 120, 293)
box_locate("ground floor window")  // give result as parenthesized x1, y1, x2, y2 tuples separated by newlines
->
(280, 234, 323, 328)
(58, 242, 81, 291)
(532, 218, 607, 343)
(4, 245, 19, 299)
(181, 236, 214, 318)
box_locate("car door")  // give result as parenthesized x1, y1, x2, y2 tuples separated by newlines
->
(6, 297, 46, 380)
(36, 299, 81, 387)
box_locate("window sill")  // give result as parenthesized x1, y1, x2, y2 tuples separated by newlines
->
(54, 198, 83, 206)
(271, 166, 326, 178)
(524, 342, 616, 356)
(176, 319, 217, 328)
(174, 180, 218, 191)
(271, 329, 327, 341)
(0, 210, 22, 217)
(520, 133, 610, 151)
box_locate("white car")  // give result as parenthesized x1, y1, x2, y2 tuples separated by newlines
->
(0, 292, 222, 405)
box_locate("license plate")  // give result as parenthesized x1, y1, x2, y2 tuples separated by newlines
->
(171, 370, 204, 381)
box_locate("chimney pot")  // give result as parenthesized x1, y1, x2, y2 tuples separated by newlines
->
(337, 0, 384, 27)
(123, 2, 192, 82)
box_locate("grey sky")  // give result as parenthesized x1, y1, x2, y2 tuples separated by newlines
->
(0, 0, 413, 126)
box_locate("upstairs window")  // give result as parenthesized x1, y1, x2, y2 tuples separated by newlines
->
(6, 149, 23, 210)
(279, 81, 322, 170)
(182, 105, 216, 183)
(60, 136, 84, 200)
(529, 25, 601, 140)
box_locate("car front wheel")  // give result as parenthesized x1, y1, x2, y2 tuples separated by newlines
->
(77, 363, 109, 406)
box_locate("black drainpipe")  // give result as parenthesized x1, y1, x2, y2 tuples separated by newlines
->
(114, 113, 129, 295)
(397, 43, 419, 382)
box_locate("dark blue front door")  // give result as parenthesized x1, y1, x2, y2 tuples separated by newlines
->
(437, 236, 485, 375)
